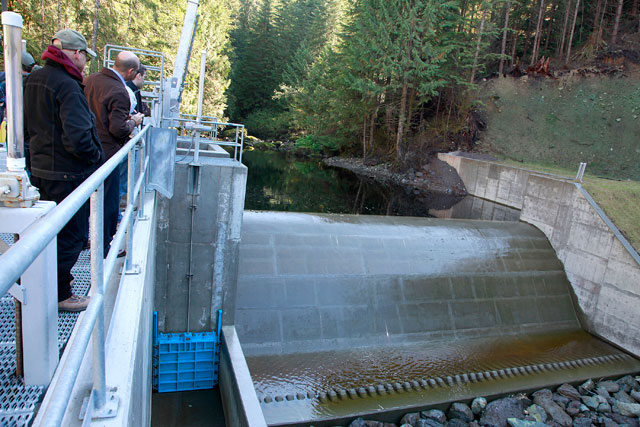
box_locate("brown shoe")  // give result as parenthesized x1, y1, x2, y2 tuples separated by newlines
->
(58, 295, 90, 312)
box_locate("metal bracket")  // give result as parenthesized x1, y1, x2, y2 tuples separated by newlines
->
(79, 388, 119, 424)
(8, 283, 25, 303)
(124, 265, 141, 275)
(137, 215, 150, 221)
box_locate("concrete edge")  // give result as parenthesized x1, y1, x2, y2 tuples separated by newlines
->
(220, 325, 267, 427)
(574, 183, 640, 265)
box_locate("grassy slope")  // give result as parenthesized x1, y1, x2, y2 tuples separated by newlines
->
(476, 73, 640, 252)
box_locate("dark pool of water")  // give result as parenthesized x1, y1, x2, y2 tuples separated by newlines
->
(242, 150, 519, 221)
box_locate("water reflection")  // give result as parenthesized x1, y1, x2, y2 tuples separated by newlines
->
(243, 150, 467, 217)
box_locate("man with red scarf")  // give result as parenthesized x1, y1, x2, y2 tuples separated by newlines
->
(24, 29, 105, 312)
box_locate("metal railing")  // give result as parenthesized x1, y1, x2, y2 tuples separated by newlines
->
(0, 124, 152, 425)
(171, 114, 245, 163)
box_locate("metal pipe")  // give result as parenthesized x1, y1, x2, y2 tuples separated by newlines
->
(172, 0, 200, 100)
(89, 185, 107, 411)
(40, 293, 104, 427)
(1, 12, 25, 170)
(0, 124, 151, 298)
(197, 50, 206, 122)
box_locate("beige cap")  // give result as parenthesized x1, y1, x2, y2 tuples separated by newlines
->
(52, 29, 97, 58)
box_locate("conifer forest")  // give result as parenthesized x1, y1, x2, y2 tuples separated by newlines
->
(7, 0, 640, 166)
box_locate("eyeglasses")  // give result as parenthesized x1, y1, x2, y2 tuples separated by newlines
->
(77, 50, 90, 60)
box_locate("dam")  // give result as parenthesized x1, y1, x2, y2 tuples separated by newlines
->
(0, 4, 639, 427)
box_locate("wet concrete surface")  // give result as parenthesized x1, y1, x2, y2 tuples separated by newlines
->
(151, 387, 226, 427)
(247, 329, 640, 425)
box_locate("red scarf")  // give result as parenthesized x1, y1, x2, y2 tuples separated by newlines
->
(41, 45, 83, 82)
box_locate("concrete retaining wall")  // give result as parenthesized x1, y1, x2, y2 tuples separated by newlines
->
(220, 326, 267, 427)
(439, 152, 640, 357)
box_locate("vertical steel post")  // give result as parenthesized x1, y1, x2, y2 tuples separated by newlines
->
(1, 12, 25, 169)
(125, 148, 135, 269)
(89, 185, 106, 411)
(137, 134, 146, 219)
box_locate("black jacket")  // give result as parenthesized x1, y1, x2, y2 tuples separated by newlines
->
(24, 60, 104, 181)
(126, 80, 150, 116)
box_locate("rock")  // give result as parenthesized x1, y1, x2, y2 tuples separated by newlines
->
(616, 376, 637, 393)
(599, 381, 621, 394)
(480, 397, 526, 427)
(526, 404, 548, 423)
(557, 384, 582, 401)
(579, 404, 590, 412)
(566, 400, 583, 417)
(449, 403, 474, 423)
(449, 419, 470, 427)
(598, 387, 612, 399)
(613, 401, 640, 417)
(506, 419, 549, 427)
(417, 419, 443, 427)
(533, 389, 573, 427)
(579, 380, 596, 395)
(421, 410, 447, 424)
(599, 416, 620, 427)
(582, 395, 608, 410)
(609, 412, 640, 427)
(598, 402, 612, 413)
(472, 398, 488, 415)
(400, 413, 420, 426)
(629, 391, 640, 403)
(613, 391, 637, 404)
(350, 418, 368, 427)
(572, 417, 592, 427)
(553, 394, 571, 409)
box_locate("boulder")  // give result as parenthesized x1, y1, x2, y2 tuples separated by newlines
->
(609, 412, 640, 427)
(616, 376, 637, 393)
(613, 391, 637, 404)
(579, 380, 595, 395)
(449, 419, 470, 427)
(582, 395, 608, 410)
(613, 401, 640, 417)
(449, 403, 474, 423)
(597, 402, 612, 413)
(421, 409, 447, 424)
(630, 391, 640, 403)
(506, 419, 549, 427)
(526, 404, 548, 423)
(599, 417, 619, 427)
(400, 413, 420, 426)
(472, 398, 488, 415)
(480, 397, 526, 427)
(417, 419, 443, 427)
(553, 394, 571, 409)
(557, 384, 582, 401)
(599, 381, 621, 394)
(533, 389, 573, 427)
(566, 400, 583, 417)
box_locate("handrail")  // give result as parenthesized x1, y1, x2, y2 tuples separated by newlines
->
(0, 124, 151, 425)
(0, 124, 151, 296)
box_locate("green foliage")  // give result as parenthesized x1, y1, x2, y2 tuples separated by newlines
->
(244, 107, 290, 139)
(295, 134, 340, 154)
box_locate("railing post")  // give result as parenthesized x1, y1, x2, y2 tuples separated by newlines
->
(137, 133, 146, 220)
(125, 148, 136, 270)
(89, 184, 107, 412)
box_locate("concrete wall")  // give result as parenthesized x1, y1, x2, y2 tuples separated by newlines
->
(439, 152, 640, 357)
(154, 157, 247, 333)
(219, 326, 267, 427)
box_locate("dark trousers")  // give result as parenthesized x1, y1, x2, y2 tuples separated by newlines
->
(30, 176, 88, 302)
(103, 168, 120, 255)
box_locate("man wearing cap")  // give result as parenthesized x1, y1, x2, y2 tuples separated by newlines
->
(84, 51, 144, 258)
(23, 29, 105, 312)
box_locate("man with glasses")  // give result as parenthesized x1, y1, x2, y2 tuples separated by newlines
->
(84, 51, 144, 259)
(23, 29, 105, 312)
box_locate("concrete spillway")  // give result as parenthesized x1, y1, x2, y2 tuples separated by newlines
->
(235, 212, 640, 425)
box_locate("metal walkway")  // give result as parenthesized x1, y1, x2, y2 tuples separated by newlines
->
(0, 232, 90, 426)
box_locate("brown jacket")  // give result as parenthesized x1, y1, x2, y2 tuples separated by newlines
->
(84, 68, 135, 159)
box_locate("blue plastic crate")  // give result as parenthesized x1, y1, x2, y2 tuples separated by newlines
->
(155, 332, 219, 393)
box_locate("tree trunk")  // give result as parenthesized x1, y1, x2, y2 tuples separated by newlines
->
(531, 0, 546, 65)
(499, 0, 512, 75)
(611, 0, 624, 44)
(511, 24, 519, 66)
(362, 114, 367, 162)
(566, 0, 581, 65)
(470, 6, 487, 83)
(633, 0, 638, 16)
(597, 0, 608, 45)
(369, 107, 377, 158)
(41, 0, 46, 49)
(544, 0, 558, 52)
(92, 0, 100, 55)
(396, 80, 408, 162)
(559, 0, 572, 56)
(57, 0, 62, 31)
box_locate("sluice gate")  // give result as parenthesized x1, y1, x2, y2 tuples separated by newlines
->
(235, 212, 640, 426)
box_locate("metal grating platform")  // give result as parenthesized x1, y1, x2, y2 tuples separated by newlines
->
(0, 233, 91, 426)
